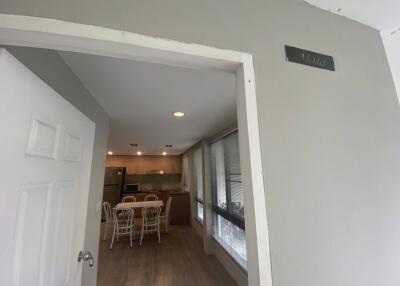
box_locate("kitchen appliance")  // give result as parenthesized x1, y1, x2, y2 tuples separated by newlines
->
(124, 183, 140, 194)
(101, 167, 126, 221)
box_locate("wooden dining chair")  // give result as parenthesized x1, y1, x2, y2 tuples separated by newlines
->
(110, 207, 135, 249)
(144, 194, 158, 201)
(160, 197, 172, 233)
(140, 206, 161, 246)
(122, 196, 136, 203)
(102, 202, 112, 241)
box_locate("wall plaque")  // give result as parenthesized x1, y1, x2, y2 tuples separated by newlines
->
(285, 45, 335, 71)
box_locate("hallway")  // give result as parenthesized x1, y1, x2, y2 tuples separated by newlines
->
(97, 224, 238, 286)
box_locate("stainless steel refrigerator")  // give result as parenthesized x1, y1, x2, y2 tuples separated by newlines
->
(101, 167, 126, 221)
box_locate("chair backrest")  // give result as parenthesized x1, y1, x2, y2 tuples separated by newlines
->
(142, 206, 161, 226)
(144, 194, 158, 201)
(103, 202, 112, 222)
(165, 197, 172, 217)
(112, 208, 134, 231)
(122, 196, 136, 203)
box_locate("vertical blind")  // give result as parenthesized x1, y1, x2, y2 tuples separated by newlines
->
(182, 155, 189, 192)
(193, 148, 204, 221)
(211, 131, 245, 229)
(193, 148, 203, 202)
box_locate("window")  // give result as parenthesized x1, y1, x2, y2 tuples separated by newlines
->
(182, 155, 189, 192)
(211, 131, 247, 269)
(193, 148, 203, 222)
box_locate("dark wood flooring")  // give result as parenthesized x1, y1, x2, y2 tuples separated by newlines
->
(97, 223, 237, 286)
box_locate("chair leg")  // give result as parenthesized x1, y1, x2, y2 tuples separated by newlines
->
(130, 227, 133, 248)
(165, 220, 168, 233)
(157, 224, 161, 243)
(110, 225, 116, 250)
(103, 222, 108, 241)
(140, 223, 145, 246)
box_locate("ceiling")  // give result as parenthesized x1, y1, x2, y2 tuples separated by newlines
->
(304, 0, 400, 36)
(60, 52, 236, 156)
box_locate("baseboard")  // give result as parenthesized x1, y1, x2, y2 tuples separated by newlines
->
(213, 240, 248, 286)
(190, 218, 248, 286)
(191, 217, 203, 237)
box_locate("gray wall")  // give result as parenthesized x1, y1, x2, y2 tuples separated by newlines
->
(2, 0, 400, 285)
(4, 46, 110, 286)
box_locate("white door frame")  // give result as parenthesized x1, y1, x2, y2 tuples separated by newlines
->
(0, 14, 272, 286)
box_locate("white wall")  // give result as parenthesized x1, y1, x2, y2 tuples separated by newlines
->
(4, 46, 110, 286)
(2, 1, 400, 285)
(384, 33, 400, 100)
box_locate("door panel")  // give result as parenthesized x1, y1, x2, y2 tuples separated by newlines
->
(13, 183, 51, 286)
(0, 49, 95, 286)
(26, 115, 60, 159)
(52, 181, 76, 286)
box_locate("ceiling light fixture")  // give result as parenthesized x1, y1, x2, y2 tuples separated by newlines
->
(162, 151, 167, 156)
(107, 151, 113, 155)
(137, 151, 142, 155)
(172, 111, 185, 117)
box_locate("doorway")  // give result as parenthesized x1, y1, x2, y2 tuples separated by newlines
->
(0, 14, 271, 286)
(58, 50, 242, 284)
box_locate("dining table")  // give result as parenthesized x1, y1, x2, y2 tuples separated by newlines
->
(114, 200, 164, 210)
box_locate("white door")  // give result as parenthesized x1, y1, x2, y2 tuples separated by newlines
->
(0, 48, 95, 286)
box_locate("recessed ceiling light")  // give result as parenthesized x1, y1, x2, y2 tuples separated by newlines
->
(172, 111, 185, 117)
(162, 151, 167, 156)
(137, 151, 142, 155)
(107, 151, 113, 155)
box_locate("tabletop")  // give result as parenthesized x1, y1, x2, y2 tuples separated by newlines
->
(114, 200, 163, 210)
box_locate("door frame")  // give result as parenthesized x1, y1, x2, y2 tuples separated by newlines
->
(0, 14, 272, 286)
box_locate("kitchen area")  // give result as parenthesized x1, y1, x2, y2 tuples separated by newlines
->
(101, 154, 190, 227)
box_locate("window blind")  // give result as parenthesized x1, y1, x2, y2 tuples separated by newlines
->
(193, 148, 203, 202)
(193, 148, 204, 221)
(211, 131, 245, 229)
(211, 130, 247, 269)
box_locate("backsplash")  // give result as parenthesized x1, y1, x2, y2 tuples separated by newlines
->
(106, 155, 182, 174)
(125, 173, 182, 192)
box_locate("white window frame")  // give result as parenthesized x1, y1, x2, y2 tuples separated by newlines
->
(182, 155, 189, 192)
(193, 148, 204, 222)
(0, 14, 272, 286)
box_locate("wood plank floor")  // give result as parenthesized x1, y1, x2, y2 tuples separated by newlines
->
(97, 223, 238, 286)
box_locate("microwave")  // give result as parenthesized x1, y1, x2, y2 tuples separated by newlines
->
(125, 183, 140, 193)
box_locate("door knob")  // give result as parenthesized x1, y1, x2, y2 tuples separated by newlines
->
(78, 250, 94, 267)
